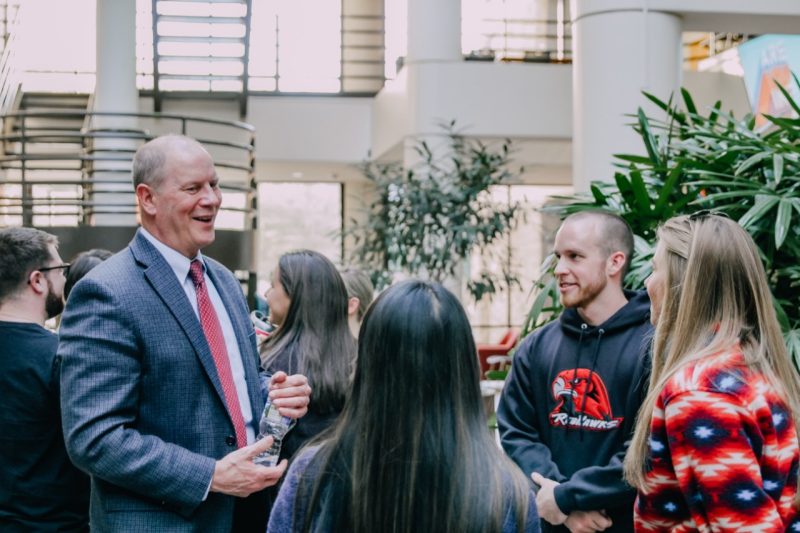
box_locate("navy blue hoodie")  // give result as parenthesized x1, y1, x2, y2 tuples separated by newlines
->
(498, 290, 652, 533)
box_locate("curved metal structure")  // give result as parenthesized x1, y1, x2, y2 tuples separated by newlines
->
(0, 109, 258, 301)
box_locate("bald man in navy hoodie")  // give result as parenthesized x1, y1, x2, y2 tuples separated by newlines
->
(498, 211, 652, 533)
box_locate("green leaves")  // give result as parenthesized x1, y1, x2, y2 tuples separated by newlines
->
(735, 152, 771, 176)
(638, 107, 662, 167)
(346, 123, 522, 301)
(521, 255, 561, 334)
(775, 198, 793, 249)
(785, 328, 800, 372)
(681, 87, 698, 117)
(773, 154, 784, 184)
(738, 195, 779, 229)
(522, 79, 800, 371)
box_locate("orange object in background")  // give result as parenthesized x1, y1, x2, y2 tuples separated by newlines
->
(477, 329, 519, 377)
(754, 61, 793, 129)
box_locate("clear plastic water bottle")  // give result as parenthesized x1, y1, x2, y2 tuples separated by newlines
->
(253, 398, 295, 467)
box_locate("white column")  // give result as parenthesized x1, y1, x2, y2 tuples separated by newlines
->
(95, 0, 138, 115)
(403, 0, 461, 162)
(406, 0, 461, 64)
(403, 0, 463, 296)
(572, 1, 682, 191)
(92, 0, 139, 225)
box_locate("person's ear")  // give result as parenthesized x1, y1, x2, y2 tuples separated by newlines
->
(606, 251, 626, 278)
(347, 296, 360, 317)
(136, 183, 158, 216)
(27, 270, 47, 295)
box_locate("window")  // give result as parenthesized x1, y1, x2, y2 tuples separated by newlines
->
(16, 0, 95, 92)
(383, 0, 406, 80)
(257, 182, 343, 295)
(249, 0, 342, 93)
(465, 185, 571, 343)
(137, 0, 383, 94)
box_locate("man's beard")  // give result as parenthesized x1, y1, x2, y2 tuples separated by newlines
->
(45, 279, 65, 319)
(559, 276, 607, 309)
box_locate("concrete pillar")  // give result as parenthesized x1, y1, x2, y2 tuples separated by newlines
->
(572, 1, 682, 191)
(403, 0, 464, 297)
(95, 0, 138, 115)
(406, 0, 460, 64)
(91, 0, 139, 225)
(402, 0, 461, 166)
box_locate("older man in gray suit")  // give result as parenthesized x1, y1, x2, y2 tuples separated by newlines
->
(59, 135, 311, 532)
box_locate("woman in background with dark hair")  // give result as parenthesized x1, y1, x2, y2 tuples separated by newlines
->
(64, 248, 113, 302)
(267, 280, 539, 533)
(261, 250, 356, 462)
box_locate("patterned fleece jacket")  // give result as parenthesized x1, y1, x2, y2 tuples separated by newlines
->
(635, 347, 800, 532)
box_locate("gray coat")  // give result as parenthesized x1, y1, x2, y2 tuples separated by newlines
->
(59, 229, 263, 532)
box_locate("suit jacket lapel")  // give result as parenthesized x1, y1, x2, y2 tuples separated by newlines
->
(129, 231, 230, 412)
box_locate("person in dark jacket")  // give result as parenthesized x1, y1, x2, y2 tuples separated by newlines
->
(0, 227, 89, 532)
(498, 211, 652, 533)
(260, 250, 357, 462)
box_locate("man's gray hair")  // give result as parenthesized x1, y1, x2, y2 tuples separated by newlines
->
(132, 135, 206, 191)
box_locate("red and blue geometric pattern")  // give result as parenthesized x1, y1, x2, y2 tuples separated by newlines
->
(635, 349, 799, 532)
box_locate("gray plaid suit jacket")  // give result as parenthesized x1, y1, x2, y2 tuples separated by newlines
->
(58, 230, 264, 532)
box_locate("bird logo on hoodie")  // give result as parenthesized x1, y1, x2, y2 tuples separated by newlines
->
(549, 368, 623, 431)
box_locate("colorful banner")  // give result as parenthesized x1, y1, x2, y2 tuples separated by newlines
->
(738, 35, 800, 128)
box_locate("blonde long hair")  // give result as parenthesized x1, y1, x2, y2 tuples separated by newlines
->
(624, 214, 800, 491)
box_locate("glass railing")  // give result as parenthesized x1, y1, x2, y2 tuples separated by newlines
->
(465, 16, 572, 63)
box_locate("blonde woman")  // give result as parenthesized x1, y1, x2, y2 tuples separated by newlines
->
(338, 267, 374, 338)
(624, 212, 800, 531)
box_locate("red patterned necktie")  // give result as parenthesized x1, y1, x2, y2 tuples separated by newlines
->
(189, 259, 247, 448)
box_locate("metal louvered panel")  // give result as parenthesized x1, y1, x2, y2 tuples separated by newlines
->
(152, 0, 251, 116)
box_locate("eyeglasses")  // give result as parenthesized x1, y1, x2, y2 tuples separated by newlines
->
(38, 263, 71, 277)
(688, 209, 730, 221)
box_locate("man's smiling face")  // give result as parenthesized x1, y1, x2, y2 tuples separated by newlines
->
(147, 146, 222, 259)
(552, 218, 610, 310)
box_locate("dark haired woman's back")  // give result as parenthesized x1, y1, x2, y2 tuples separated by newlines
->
(268, 445, 538, 533)
(266, 279, 539, 533)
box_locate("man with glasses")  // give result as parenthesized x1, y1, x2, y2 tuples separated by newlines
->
(0, 227, 89, 532)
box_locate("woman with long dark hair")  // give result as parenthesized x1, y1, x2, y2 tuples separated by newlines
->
(64, 248, 113, 302)
(624, 213, 800, 531)
(267, 280, 538, 533)
(261, 250, 357, 462)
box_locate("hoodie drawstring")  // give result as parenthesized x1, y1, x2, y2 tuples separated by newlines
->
(571, 324, 588, 385)
(578, 328, 605, 441)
